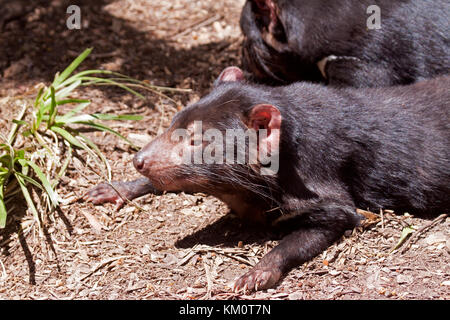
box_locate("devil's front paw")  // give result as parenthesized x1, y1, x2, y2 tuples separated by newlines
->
(83, 182, 125, 209)
(233, 267, 282, 293)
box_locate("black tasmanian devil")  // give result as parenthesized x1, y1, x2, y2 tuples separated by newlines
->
(84, 67, 450, 292)
(240, 0, 450, 87)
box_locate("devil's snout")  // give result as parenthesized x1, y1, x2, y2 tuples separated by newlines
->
(133, 152, 146, 171)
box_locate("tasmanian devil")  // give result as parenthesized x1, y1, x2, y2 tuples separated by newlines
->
(84, 67, 450, 292)
(240, 0, 450, 87)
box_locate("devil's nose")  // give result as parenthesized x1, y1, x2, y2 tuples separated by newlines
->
(133, 153, 145, 171)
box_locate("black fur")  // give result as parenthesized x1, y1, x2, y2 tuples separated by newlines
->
(240, 0, 450, 87)
(172, 76, 450, 290)
(185, 76, 450, 216)
(85, 75, 450, 291)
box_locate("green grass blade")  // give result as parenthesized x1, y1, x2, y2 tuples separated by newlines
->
(54, 70, 109, 88)
(0, 154, 11, 168)
(54, 114, 96, 123)
(24, 160, 59, 208)
(50, 126, 107, 178)
(54, 70, 114, 90)
(54, 79, 82, 100)
(73, 70, 191, 93)
(32, 131, 56, 158)
(59, 113, 142, 124)
(0, 197, 6, 228)
(52, 101, 91, 123)
(50, 126, 85, 149)
(12, 120, 28, 126)
(54, 142, 72, 188)
(56, 98, 90, 106)
(80, 76, 145, 99)
(47, 86, 57, 129)
(34, 86, 44, 108)
(76, 121, 136, 147)
(0, 176, 7, 228)
(89, 114, 143, 121)
(52, 48, 92, 88)
(78, 133, 112, 180)
(34, 100, 49, 133)
(15, 172, 41, 229)
(14, 171, 44, 191)
(8, 104, 27, 145)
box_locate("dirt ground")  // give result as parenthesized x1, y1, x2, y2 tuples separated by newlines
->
(0, 0, 449, 300)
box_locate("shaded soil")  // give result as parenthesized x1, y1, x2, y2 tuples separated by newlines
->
(0, 0, 448, 300)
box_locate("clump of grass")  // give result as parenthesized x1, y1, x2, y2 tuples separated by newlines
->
(0, 48, 188, 230)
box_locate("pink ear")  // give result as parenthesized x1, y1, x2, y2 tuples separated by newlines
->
(248, 104, 281, 155)
(217, 66, 245, 83)
(248, 104, 281, 133)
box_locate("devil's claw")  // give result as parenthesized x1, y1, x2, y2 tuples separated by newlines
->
(83, 183, 125, 209)
(233, 267, 282, 293)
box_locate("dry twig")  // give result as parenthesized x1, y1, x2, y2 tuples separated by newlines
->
(79, 255, 130, 281)
(202, 260, 213, 299)
(400, 213, 448, 254)
(170, 14, 222, 39)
